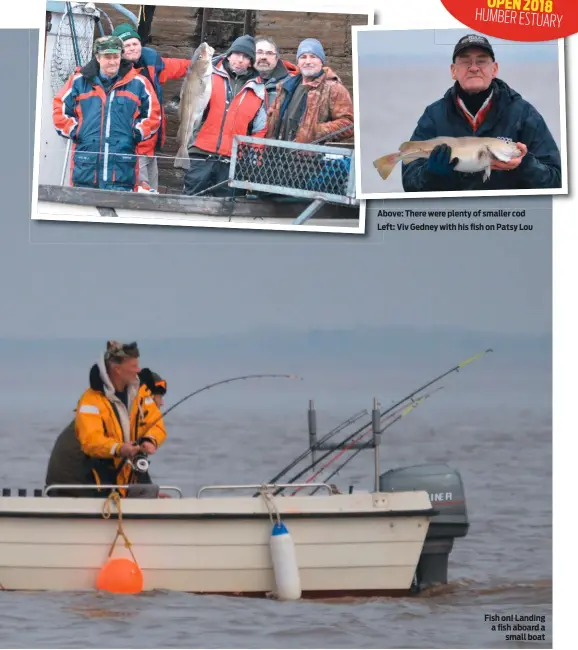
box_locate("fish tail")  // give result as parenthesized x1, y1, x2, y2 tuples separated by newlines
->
(373, 153, 400, 181)
(174, 144, 190, 170)
(399, 141, 421, 153)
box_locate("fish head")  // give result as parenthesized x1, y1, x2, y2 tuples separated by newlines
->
(487, 137, 523, 162)
(190, 42, 215, 73)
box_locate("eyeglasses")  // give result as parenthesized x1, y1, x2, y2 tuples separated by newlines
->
(454, 58, 493, 69)
(256, 50, 276, 57)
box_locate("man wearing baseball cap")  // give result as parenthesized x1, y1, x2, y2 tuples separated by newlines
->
(401, 33, 561, 192)
(53, 36, 161, 192)
(266, 38, 354, 144)
(111, 23, 191, 192)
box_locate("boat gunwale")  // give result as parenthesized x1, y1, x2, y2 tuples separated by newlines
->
(0, 507, 439, 520)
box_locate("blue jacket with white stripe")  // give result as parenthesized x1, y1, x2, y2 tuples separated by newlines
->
(53, 57, 161, 191)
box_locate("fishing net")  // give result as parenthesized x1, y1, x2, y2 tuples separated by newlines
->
(50, 3, 103, 97)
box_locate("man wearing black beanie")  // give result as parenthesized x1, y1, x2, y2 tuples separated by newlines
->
(182, 34, 267, 198)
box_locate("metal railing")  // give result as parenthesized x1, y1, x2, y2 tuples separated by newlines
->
(197, 483, 334, 497)
(42, 484, 184, 498)
(229, 135, 358, 208)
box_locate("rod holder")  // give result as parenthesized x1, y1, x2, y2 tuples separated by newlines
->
(372, 397, 382, 492)
(308, 399, 318, 467)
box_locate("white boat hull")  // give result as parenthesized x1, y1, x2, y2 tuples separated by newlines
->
(0, 490, 434, 596)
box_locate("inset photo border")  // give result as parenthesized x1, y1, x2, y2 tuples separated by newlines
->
(352, 25, 568, 200)
(33, 1, 374, 234)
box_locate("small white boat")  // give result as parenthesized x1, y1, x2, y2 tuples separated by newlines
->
(0, 483, 435, 597)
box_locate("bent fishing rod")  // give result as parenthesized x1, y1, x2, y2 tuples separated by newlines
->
(269, 348, 493, 495)
(136, 373, 302, 443)
(306, 388, 443, 496)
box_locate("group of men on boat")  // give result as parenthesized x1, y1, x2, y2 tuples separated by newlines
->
(51, 15, 354, 196)
(45, 340, 169, 498)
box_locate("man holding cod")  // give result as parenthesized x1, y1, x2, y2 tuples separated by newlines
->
(399, 34, 561, 192)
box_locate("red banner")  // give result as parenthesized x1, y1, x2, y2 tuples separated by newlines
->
(440, 0, 577, 41)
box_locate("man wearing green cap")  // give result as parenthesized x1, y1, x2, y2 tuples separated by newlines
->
(53, 36, 162, 192)
(111, 22, 191, 192)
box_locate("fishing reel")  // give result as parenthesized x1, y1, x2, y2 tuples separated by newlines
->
(130, 451, 150, 474)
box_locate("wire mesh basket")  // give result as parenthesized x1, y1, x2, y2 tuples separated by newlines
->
(229, 136, 358, 205)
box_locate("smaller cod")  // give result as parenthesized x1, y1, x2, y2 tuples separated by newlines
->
(174, 42, 215, 170)
(373, 137, 523, 183)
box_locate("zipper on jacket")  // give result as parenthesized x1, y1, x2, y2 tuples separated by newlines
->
(215, 75, 234, 154)
(103, 89, 116, 183)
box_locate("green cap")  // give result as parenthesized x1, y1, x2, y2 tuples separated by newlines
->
(112, 22, 141, 43)
(93, 35, 124, 55)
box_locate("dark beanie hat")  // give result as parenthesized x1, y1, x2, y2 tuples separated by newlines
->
(227, 34, 255, 62)
(139, 368, 167, 395)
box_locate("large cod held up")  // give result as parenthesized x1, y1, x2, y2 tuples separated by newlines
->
(174, 42, 215, 170)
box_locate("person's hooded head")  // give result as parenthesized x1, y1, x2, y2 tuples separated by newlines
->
(138, 368, 167, 407)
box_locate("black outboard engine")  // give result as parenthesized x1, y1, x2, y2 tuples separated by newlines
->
(379, 463, 469, 591)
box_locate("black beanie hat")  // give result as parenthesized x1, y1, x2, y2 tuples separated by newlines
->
(227, 34, 256, 63)
(139, 368, 167, 395)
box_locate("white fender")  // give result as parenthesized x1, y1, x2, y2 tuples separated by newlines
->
(270, 520, 301, 600)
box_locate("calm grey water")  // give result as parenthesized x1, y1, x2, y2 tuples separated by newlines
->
(0, 351, 552, 648)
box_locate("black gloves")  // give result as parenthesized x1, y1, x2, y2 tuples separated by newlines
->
(426, 144, 458, 176)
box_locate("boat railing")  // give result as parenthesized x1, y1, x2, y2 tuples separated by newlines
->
(42, 484, 184, 498)
(197, 483, 335, 498)
(229, 135, 358, 224)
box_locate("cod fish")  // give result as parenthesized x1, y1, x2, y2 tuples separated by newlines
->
(174, 42, 215, 170)
(373, 137, 523, 183)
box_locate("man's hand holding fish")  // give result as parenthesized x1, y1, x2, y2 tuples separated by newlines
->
(490, 142, 527, 171)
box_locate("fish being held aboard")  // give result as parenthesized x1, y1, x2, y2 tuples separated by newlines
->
(373, 136, 522, 184)
(174, 42, 215, 170)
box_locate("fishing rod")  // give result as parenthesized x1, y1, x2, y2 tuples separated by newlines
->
(136, 373, 301, 442)
(292, 388, 442, 495)
(254, 407, 370, 496)
(272, 348, 493, 495)
(306, 388, 443, 496)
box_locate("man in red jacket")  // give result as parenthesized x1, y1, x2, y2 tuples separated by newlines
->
(182, 34, 267, 198)
(112, 23, 191, 192)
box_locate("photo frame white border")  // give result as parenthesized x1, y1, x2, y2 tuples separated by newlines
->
(351, 23, 568, 201)
(31, 0, 375, 235)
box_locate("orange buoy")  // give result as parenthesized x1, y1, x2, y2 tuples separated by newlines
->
(96, 557, 144, 594)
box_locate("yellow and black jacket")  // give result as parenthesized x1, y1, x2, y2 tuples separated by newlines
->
(74, 356, 167, 493)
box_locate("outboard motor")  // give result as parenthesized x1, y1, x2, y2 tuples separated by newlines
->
(379, 463, 469, 591)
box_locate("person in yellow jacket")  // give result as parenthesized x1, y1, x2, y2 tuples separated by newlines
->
(75, 340, 167, 496)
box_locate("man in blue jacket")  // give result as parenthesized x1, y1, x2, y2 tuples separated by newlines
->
(401, 34, 562, 192)
(53, 36, 161, 192)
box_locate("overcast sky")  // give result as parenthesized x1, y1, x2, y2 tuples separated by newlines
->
(357, 27, 561, 63)
(0, 29, 553, 339)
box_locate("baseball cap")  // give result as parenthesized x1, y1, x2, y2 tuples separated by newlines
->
(93, 35, 124, 55)
(452, 34, 495, 61)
